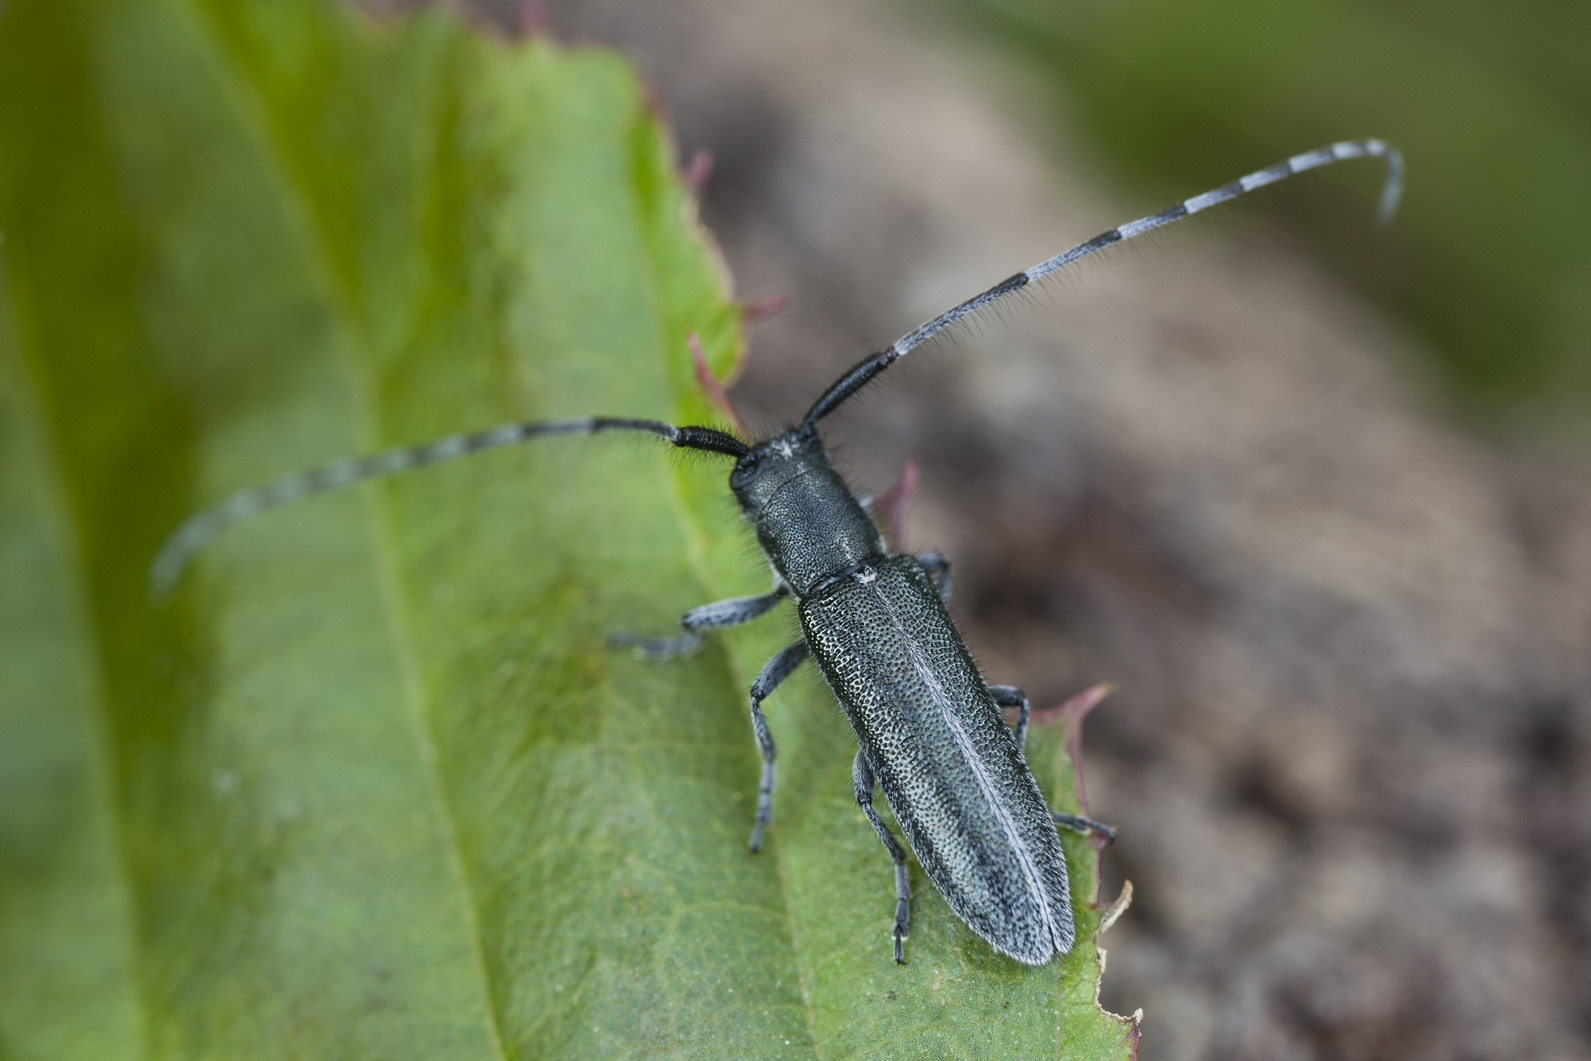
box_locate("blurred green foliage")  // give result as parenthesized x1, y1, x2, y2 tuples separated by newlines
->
(940, 0, 1591, 436)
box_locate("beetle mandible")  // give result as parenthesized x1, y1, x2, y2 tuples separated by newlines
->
(152, 139, 1403, 965)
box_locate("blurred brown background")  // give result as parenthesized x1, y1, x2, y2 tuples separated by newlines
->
(427, 0, 1588, 1055)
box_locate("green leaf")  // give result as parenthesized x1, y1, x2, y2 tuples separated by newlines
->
(0, 0, 1137, 1055)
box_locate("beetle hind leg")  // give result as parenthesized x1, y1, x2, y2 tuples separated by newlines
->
(986, 685, 1119, 841)
(1053, 812, 1117, 843)
(853, 750, 912, 964)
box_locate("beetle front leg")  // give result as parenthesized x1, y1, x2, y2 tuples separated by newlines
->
(986, 683, 1031, 752)
(747, 640, 810, 852)
(613, 587, 789, 659)
(853, 749, 912, 964)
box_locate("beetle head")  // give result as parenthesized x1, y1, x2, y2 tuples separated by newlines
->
(729, 427, 824, 517)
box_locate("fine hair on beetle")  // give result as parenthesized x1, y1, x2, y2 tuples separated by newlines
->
(152, 140, 1403, 966)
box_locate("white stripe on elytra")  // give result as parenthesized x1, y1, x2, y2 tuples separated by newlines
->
(862, 569, 1061, 950)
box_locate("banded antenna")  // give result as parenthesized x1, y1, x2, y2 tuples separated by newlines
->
(149, 417, 745, 598)
(801, 138, 1404, 427)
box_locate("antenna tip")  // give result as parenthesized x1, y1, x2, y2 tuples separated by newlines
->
(146, 556, 182, 606)
(1373, 142, 1406, 226)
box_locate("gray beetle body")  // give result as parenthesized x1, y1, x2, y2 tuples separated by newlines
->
(803, 555, 1075, 964)
(152, 140, 1402, 967)
(735, 429, 1075, 964)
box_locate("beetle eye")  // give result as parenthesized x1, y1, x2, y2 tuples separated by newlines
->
(731, 452, 761, 487)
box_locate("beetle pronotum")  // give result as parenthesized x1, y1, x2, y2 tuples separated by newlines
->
(153, 139, 1402, 964)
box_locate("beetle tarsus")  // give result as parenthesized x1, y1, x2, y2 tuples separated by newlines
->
(610, 631, 703, 659)
(892, 862, 911, 965)
(1053, 812, 1117, 844)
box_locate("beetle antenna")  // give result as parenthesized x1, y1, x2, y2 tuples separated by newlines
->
(149, 416, 746, 599)
(802, 138, 1403, 427)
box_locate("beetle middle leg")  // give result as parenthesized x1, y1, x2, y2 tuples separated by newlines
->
(613, 587, 788, 659)
(747, 640, 810, 852)
(852, 749, 912, 964)
(916, 551, 952, 604)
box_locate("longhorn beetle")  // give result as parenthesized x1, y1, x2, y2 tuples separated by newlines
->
(152, 139, 1403, 965)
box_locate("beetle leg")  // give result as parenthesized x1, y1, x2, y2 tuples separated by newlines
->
(747, 640, 810, 852)
(915, 551, 952, 603)
(986, 683, 1031, 752)
(852, 749, 912, 964)
(986, 686, 1116, 839)
(612, 587, 789, 659)
(1053, 813, 1117, 844)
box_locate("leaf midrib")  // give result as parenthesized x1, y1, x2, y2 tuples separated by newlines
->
(3, 301, 152, 1060)
(182, 5, 828, 1056)
(173, 4, 513, 1056)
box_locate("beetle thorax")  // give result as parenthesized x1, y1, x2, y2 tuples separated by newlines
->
(729, 429, 884, 595)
